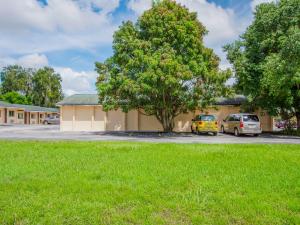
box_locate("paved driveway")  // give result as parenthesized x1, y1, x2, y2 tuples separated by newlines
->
(0, 124, 300, 144)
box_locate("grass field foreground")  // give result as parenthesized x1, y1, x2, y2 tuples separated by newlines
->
(0, 141, 300, 224)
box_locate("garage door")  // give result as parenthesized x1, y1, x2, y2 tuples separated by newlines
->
(74, 106, 93, 131)
(93, 106, 105, 131)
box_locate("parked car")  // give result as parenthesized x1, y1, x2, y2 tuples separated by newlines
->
(275, 120, 297, 129)
(43, 115, 60, 125)
(275, 121, 285, 129)
(191, 114, 218, 136)
(221, 113, 262, 136)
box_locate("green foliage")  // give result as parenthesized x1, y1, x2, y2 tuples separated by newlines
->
(0, 65, 33, 96)
(1, 141, 300, 224)
(32, 67, 63, 108)
(224, 0, 300, 128)
(0, 65, 63, 107)
(0, 91, 32, 105)
(96, 0, 231, 132)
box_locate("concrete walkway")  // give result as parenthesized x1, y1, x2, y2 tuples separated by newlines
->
(1, 124, 300, 144)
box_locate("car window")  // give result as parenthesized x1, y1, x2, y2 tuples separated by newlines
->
(228, 116, 234, 122)
(243, 115, 259, 122)
(199, 115, 215, 121)
(234, 115, 241, 122)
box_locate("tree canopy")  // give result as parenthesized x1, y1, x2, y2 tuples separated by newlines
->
(0, 65, 33, 97)
(96, 0, 231, 132)
(32, 67, 63, 108)
(0, 91, 32, 105)
(0, 65, 63, 107)
(225, 0, 300, 128)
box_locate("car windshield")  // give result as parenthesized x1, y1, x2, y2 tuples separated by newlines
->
(243, 115, 259, 122)
(199, 115, 215, 121)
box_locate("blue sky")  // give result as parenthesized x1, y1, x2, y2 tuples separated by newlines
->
(0, 0, 273, 95)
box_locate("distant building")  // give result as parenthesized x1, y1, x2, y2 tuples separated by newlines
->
(0, 101, 59, 125)
(57, 94, 274, 132)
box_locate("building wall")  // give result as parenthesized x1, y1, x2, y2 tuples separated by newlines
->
(138, 111, 162, 131)
(0, 107, 58, 125)
(5, 108, 25, 124)
(0, 108, 5, 124)
(60, 106, 74, 131)
(60, 105, 106, 131)
(174, 111, 195, 132)
(255, 109, 273, 132)
(106, 109, 125, 131)
(59, 105, 274, 132)
(126, 110, 139, 131)
(93, 106, 106, 131)
(29, 112, 39, 124)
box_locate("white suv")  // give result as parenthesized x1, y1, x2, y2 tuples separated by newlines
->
(221, 114, 262, 136)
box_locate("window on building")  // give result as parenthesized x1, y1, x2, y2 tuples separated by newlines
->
(18, 113, 24, 119)
(0, 110, 1, 118)
(31, 114, 36, 119)
(9, 111, 14, 117)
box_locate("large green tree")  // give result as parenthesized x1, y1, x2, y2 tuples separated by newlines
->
(96, 0, 230, 132)
(0, 65, 33, 97)
(225, 0, 300, 129)
(32, 67, 63, 108)
(0, 65, 63, 108)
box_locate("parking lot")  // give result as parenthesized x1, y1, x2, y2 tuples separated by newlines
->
(0, 124, 300, 144)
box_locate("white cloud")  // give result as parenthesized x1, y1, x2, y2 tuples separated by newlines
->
(251, 0, 276, 11)
(0, 0, 120, 55)
(127, 0, 251, 70)
(17, 54, 49, 68)
(55, 67, 98, 96)
(0, 53, 49, 69)
(127, 0, 152, 15)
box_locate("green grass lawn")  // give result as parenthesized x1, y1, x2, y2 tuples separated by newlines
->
(0, 141, 299, 224)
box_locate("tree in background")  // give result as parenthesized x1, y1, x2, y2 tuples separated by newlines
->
(0, 91, 32, 105)
(96, 0, 231, 132)
(0, 65, 63, 107)
(225, 0, 300, 129)
(0, 65, 33, 98)
(32, 67, 63, 108)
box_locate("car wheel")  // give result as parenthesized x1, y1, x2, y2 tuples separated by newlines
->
(234, 128, 240, 137)
(213, 132, 218, 136)
(221, 126, 225, 134)
(43, 121, 48, 125)
(254, 134, 259, 137)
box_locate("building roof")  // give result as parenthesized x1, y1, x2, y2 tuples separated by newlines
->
(57, 94, 247, 107)
(56, 94, 100, 106)
(0, 101, 59, 113)
(215, 95, 247, 106)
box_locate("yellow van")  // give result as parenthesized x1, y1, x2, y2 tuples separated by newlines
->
(191, 114, 218, 136)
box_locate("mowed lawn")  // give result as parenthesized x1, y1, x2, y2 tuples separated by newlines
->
(0, 141, 299, 224)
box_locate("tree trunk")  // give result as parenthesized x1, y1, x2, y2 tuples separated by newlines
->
(296, 112, 300, 131)
(162, 118, 174, 132)
(156, 110, 175, 132)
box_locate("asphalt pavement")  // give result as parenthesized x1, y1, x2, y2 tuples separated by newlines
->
(0, 124, 300, 144)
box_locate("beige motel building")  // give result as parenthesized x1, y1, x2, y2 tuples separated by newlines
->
(0, 101, 59, 125)
(57, 94, 275, 132)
